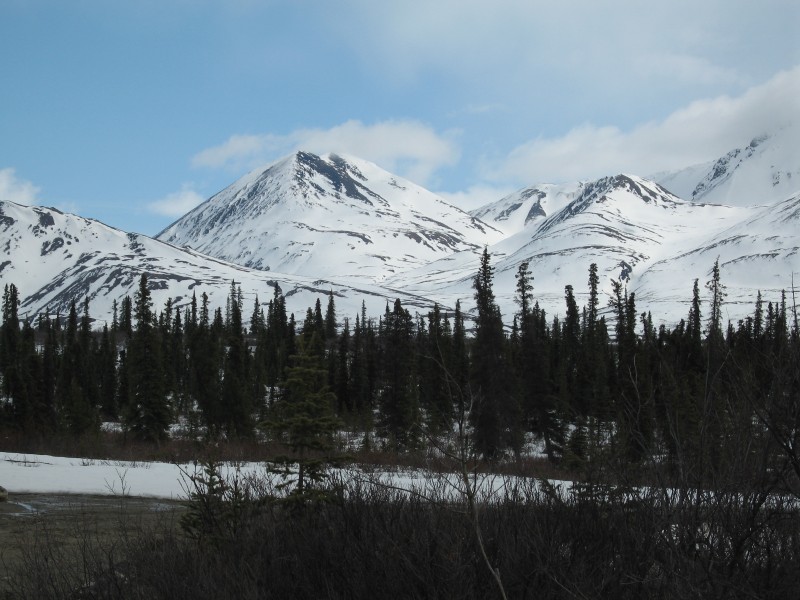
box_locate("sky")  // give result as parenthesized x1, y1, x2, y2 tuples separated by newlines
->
(1, 0, 798, 236)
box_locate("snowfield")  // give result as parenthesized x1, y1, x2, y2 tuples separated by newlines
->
(0, 451, 572, 504)
(0, 452, 211, 499)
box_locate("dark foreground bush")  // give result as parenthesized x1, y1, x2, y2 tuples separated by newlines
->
(4, 476, 800, 599)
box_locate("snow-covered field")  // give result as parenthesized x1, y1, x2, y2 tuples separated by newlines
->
(0, 452, 217, 499)
(0, 451, 563, 503)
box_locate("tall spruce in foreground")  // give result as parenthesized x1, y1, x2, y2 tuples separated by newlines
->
(125, 274, 170, 442)
(470, 248, 520, 459)
(265, 333, 342, 503)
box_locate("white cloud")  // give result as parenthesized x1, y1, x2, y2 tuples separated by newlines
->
(191, 134, 267, 170)
(147, 184, 206, 217)
(192, 119, 460, 187)
(486, 66, 800, 184)
(0, 168, 41, 205)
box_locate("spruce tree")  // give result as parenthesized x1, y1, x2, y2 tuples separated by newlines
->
(609, 280, 650, 461)
(325, 291, 337, 340)
(119, 295, 133, 338)
(313, 298, 325, 342)
(470, 248, 520, 459)
(125, 274, 170, 442)
(377, 298, 419, 449)
(98, 323, 118, 419)
(265, 333, 342, 503)
(514, 264, 561, 461)
(190, 292, 222, 432)
(562, 284, 581, 413)
(222, 282, 252, 437)
(586, 263, 600, 338)
(250, 295, 264, 335)
(39, 315, 59, 430)
(420, 303, 452, 433)
(703, 259, 727, 472)
(580, 263, 610, 423)
(0, 284, 40, 431)
(450, 300, 469, 410)
(334, 317, 352, 415)
(0, 285, 21, 425)
(57, 299, 97, 435)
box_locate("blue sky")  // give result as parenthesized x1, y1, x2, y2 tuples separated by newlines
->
(1, 0, 798, 236)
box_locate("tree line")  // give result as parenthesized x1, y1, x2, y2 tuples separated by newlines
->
(1, 250, 798, 482)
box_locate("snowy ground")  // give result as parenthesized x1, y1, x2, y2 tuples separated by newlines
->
(0, 451, 571, 503)
(0, 452, 219, 499)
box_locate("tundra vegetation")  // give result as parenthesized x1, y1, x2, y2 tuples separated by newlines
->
(1, 254, 799, 598)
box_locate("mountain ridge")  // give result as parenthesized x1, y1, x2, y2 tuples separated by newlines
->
(3, 131, 798, 328)
(0, 199, 436, 326)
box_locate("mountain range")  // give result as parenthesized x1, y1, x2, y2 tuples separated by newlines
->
(2, 123, 798, 328)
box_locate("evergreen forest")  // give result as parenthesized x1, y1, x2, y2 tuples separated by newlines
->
(3, 251, 800, 599)
(1, 251, 798, 486)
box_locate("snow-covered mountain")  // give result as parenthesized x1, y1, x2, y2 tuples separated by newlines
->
(0, 201, 437, 325)
(157, 152, 501, 282)
(2, 128, 798, 329)
(654, 123, 800, 207)
(633, 190, 800, 323)
(392, 175, 757, 323)
(468, 182, 583, 237)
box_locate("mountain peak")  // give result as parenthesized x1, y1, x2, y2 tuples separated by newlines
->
(290, 151, 379, 206)
(2, 130, 797, 331)
(654, 123, 800, 207)
(156, 151, 499, 280)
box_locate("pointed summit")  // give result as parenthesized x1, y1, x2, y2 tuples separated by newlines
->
(157, 151, 501, 281)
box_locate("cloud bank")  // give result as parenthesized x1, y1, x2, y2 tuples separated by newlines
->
(187, 67, 799, 214)
(486, 66, 800, 184)
(192, 119, 460, 187)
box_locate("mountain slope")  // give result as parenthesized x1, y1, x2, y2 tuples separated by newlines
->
(654, 124, 800, 207)
(157, 152, 501, 282)
(633, 190, 800, 323)
(0, 201, 436, 325)
(390, 174, 756, 323)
